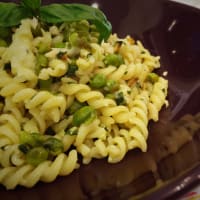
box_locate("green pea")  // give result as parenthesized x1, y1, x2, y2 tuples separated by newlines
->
(90, 74, 107, 89)
(68, 100, 86, 115)
(66, 64, 78, 77)
(43, 137, 64, 156)
(39, 78, 52, 90)
(72, 106, 96, 126)
(104, 79, 119, 92)
(104, 54, 124, 67)
(19, 131, 44, 147)
(26, 147, 49, 166)
(0, 39, 7, 47)
(147, 73, 159, 83)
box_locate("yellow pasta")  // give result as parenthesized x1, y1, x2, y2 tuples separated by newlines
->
(0, 17, 168, 189)
(148, 77, 168, 121)
(0, 144, 25, 167)
(0, 150, 78, 189)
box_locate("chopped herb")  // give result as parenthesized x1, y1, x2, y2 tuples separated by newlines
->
(66, 64, 78, 77)
(127, 90, 131, 94)
(68, 100, 86, 114)
(57, 52, 67, 60)
(162, 88, 166, 93)
(45, 127, 55, 135)
(18, 143, 31, 154)
(38, 78, 52, 90)
(115, 92, 126, 105)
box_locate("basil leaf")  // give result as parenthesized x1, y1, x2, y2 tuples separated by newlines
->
(21, 0, 41, 10)
(40, 3, 112, 41)
(21, 0, 41, 16)
(0, 2, 30, 27)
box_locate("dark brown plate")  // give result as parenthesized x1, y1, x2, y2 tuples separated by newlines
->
(1, 0, 200, 199)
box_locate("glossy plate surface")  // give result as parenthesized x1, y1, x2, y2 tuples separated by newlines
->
(1, 0, 200, 199)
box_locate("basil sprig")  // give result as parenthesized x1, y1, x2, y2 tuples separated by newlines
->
(0, 0, 112, 41)
(0, 3, 31, 27)
(21, 0, 41, 16)
(40, 3, 111, 41)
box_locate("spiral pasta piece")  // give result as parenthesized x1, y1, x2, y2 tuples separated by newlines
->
(77, 138, 108, 164)
(0, 150, 78, 190)
(0, 144, 25, 167)
(101, 105, 130, 124)
(107, 136, 127, 163)
(148, 77, 168, 121)
(60, 83, 116, 109)
(0, 113, 22, 146)
(12, 88, 67, 123)
(97, 63, 149, 83)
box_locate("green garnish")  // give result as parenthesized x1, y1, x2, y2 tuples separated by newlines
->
(147, 73, 159, 83)
(38, 78, 52, 90)
(104, 53, 124, 67)
(68, 100, 86, 115)
(72, 106, 96, 126)
(90, 74, 107, 89)
(36, 54, 48, 67)
(0, 0, 112, 42)
(65, 127, 78, 135)
(68, 32, 79, 46)
(66, 64, 78, 77)
(43, 137, 64, 156)
(104, 79, 119, 92)
(115, 92, 126, 105)
(37, 41, 50, 53)
(19, 131, 44, 147)
(26, 146, 48, 166)
(53, 42, 66, 48)
(18, 143, 31, 154)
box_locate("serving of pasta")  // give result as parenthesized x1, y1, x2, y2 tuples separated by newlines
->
(0, 17, 168, 189)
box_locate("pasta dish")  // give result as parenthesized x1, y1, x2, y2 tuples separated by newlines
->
(0, 2, 168, 190)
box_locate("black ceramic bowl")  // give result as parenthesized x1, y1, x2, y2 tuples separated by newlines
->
(1, 0, 200, 199)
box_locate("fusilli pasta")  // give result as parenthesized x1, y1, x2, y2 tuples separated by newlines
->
(0, 17, 168, 189)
